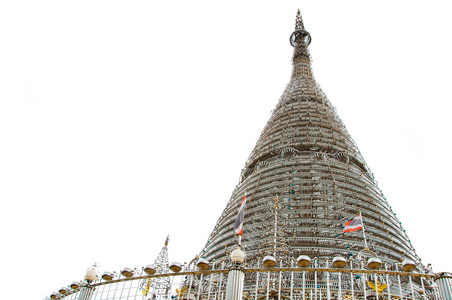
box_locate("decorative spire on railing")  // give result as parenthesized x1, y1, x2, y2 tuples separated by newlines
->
(140, 236, 171, 299)
(155, 235, 170, 274)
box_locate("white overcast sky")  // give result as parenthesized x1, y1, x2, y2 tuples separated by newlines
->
(1, 1, 451, 299)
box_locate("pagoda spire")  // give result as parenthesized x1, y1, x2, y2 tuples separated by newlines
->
(140, 236, 171, 300)
(290, 10, 311, 47)
(295, 9, 305, 31)
(289, 10, 313, 81)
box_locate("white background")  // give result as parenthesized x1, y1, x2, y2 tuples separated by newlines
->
(1, 1, 451, 299)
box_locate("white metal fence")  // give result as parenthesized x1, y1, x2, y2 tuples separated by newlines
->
(46, 259, 444, 300)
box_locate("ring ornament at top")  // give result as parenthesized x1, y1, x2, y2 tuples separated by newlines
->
(290, 30, 312, 47)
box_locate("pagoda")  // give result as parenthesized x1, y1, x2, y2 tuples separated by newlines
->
(200, 11, 421, 269)
(42, 11, 452, 300)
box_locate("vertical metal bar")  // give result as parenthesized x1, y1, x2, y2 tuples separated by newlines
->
(254, 268, 259, 300)
(361, 261, 367, 300)
(438, 280, 444, 300)
(278, 263, 282, 300)
(290, 260, 294, 300)
(135, 279, 141, 299)
(266, 271, 270, 300)
(434, 279, 440, 300)
(438, 279, 445, 300)
(338, 271, 341, 300)
(169, 275, 175, 300)
(177, 272, 184, 300)
(207, 263, 214, 300)
(106, 280, 114, 300)
(133, 268, 143, 300)
(133, 267, 146, 300)
(421, 276, 427, 300)
(326, 271, 330, 300)
(350, 260, 354, 300)
(197, 273, 204, 300)
(118, 280, 127, 300)
(140, 279, 147, 300)
(274, 203, 278, 257)
(396, 264, 403, 300)
(137, 268, 144, 300)
(372, 273, 378, 300)
(136, 279, 145, 300)
(187, 273, 194, 300)
(445, 278, 452, 299)
(314, 259, 318, 300)
(350, 272, 354, 300)
(218, 263, 224, 300)
(440, 278, 448, 300)
(78, 288, 84, 300)
(385, 263, 391, 300)
(409, 276, 415, 300)
(302, 271, 306, 300)
(125, 279, 134, 300)
(112, 280, 120, 300)
(98, 282, 107, 300)
(324, 259, 330, 300)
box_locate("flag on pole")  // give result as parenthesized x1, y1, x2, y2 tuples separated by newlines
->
(233, 195, 247, 236)
(343, 215, 363, 233)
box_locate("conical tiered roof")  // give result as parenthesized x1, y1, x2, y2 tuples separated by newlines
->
(201, 11, 420, 266)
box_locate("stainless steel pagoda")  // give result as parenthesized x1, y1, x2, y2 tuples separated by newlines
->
(200, 10, 421, 270)
(43, 11, 452, 300)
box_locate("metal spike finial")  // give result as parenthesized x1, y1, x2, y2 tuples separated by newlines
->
(290, 10, 311, 47)
(295, 9, 305, 31)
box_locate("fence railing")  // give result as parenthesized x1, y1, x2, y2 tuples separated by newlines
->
(46, 260, 443, 300)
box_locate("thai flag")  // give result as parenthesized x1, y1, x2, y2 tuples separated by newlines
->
(343, 214, 363, 233)
(233, 195, 247, 236)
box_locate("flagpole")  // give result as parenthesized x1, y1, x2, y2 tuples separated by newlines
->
(360, 211, 369, 249)
(239, 193, 245, 248)
(234, 193, 246, 248)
